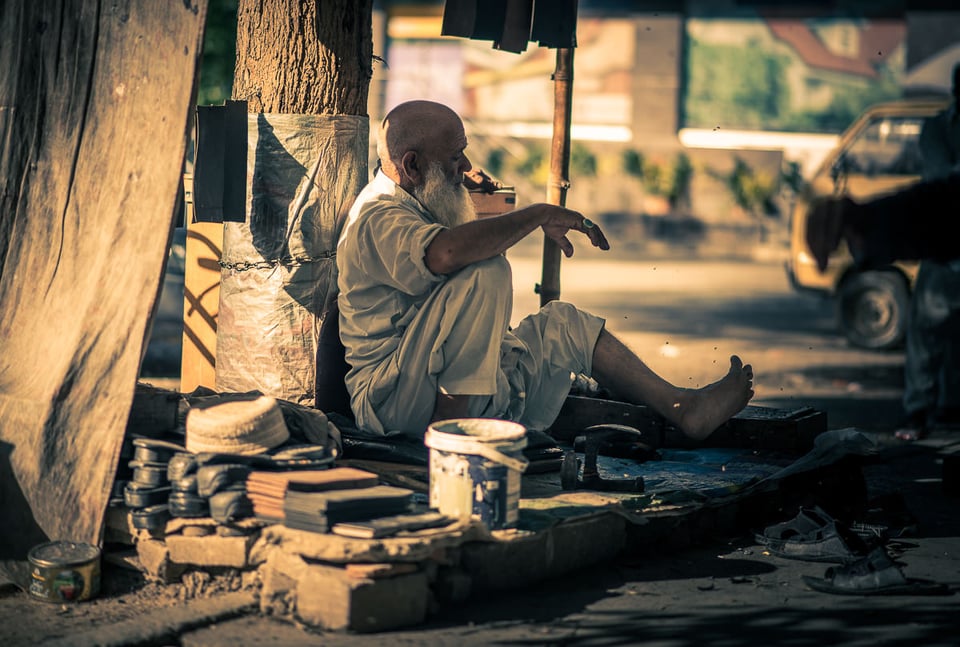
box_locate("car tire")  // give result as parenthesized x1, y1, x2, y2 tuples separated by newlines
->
(837, 270, 910, 350)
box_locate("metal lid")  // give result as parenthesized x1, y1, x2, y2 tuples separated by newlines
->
(28, 541, 101, 568)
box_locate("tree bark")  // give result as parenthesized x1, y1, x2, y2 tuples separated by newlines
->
(233, 0, 373, 115)
(220, 0, 373, 406)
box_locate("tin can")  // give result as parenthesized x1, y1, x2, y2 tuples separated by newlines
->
(28, 541, 101, 603)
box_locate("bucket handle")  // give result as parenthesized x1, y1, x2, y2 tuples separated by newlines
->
(426, 432, 529, 473)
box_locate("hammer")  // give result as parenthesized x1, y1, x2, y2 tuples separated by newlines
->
(560, 424, 646, 493)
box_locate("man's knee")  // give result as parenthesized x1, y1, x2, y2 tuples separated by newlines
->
(539, 300, 581, 321)
(447, 254, 512, 297)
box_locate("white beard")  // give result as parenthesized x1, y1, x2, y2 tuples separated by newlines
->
(413, 161, 477, 228)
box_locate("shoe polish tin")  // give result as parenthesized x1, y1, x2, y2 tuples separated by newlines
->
(28, 540, 101, 603)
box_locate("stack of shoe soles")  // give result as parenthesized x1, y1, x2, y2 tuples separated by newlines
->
(171, 449, 340, 525)
(284, 485, 416, 534)
(247, 467, 380, 524)
(167, 451, 209, 519)
(124, 438, 186, 532)
(248, 466, 418, 534)
(117, 395, 343, 533)
(198, 462, 254, 523)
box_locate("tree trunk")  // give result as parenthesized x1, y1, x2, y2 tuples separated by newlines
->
(218, 0, 373, 406)
(233, 0, 373, 115)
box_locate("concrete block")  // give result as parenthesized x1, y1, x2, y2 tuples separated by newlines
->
(295, 563, 429, 633)
(137, 538, 187, 583)
(460, 511, 627, 592)
(166, 533, 256, 568)
(258, 561, 297, 617)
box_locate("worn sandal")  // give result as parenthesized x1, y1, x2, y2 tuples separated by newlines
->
(802, 546, 950, 596)
(755, 505, 873, 563)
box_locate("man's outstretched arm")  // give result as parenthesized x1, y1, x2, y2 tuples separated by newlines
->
(425, 204, 610, 275)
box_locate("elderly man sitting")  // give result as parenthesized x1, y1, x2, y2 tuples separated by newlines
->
(336, 100, 754, 439)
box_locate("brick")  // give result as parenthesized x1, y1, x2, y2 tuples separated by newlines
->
(137, 538, 187, 583)
(257, 562, 297, 616)
(166, 533, 256, 568)
(295, 564, 428, 633)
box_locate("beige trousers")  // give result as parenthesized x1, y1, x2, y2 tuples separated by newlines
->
(353, 254, 605, 437)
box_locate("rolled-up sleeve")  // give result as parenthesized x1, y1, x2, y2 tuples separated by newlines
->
(356, 205, 447, 295)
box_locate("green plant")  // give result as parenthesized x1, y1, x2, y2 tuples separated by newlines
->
(198, 0, 239, 105)
(485, 149, 505, 179)
(622, 150, 643, 178)
(667, 152, 693, 208)
(511, 144, 548, 185)
(570, 143, 597, 177)
(622, 150, 693, 208)
(781, 160, 803, 195)
(726, 157, 779, 217)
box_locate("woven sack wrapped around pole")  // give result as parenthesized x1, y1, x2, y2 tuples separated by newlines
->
(216, 113, 368, 406)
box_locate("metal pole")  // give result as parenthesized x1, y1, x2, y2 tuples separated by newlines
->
(539, 47, 574, 307)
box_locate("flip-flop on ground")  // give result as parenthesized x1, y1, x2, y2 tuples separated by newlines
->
(802, 546, 952, 596)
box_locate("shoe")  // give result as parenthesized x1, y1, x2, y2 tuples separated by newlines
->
(802, 546, 950, 596)
(894, 411, 929, 442)
(755, 505, 874, 563)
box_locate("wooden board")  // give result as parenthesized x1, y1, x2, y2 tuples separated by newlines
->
(549, 396, 827, 452)
(180, 175, 224, 392)
(0, 0, 208, 585)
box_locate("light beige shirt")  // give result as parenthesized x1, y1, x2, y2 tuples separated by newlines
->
(336, 172, 447, 403)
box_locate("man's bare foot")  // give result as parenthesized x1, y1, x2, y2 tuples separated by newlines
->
(670, 355, 754, 440)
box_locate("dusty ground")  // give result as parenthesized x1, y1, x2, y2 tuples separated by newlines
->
(4, 431, 954, 646)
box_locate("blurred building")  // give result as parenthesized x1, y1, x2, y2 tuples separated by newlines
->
(370, 1, 960, 244)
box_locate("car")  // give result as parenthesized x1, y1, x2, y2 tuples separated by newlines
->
(786, 96, 950, 350)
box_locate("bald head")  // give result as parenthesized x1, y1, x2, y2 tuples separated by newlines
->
(377, 101, 468, 191)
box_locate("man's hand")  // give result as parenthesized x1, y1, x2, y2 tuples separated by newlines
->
(806, 196, 856, 272)
(541, 207, 610, 258)
(463, 169, 502, 193)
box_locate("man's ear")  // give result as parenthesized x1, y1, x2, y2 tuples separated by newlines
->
(399, 151, 421, 186)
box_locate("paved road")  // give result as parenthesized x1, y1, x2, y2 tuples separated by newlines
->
(506, 239, 905, 430)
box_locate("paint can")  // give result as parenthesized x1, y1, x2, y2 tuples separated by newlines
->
(28, 540, 101, 603)
(424, 418, 528, 530)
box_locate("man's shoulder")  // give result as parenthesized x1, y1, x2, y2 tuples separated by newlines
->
(353, 174, 423, 216)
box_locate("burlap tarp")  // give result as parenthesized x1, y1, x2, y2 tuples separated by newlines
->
(0, 1, 207, 586)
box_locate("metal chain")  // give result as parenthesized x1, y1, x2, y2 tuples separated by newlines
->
(219, 251, 336, 272)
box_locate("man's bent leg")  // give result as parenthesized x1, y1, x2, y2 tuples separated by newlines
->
(375, 256, 512, 435)
(591, 328, 754, 441)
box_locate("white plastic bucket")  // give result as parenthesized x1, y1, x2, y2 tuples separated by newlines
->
(424, 418, 528, 530)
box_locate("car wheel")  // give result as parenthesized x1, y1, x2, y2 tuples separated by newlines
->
(837, 271, 909, 350)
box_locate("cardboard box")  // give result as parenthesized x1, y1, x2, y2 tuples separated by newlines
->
(470, 189, 516, 219)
